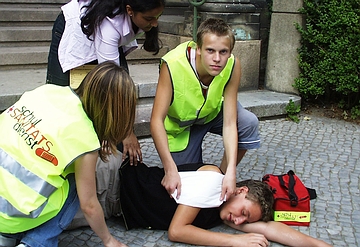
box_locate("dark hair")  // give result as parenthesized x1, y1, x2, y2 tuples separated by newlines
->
(236, 179, 274, 222)
(196, 18, 235, 52)
(75, 61, 136, 162)
(80, 0, 165, 54)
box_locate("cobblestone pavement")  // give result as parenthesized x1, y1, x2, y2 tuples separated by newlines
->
(59, 115, 360, 247)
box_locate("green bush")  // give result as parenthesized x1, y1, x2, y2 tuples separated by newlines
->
(286, 99, 301, 123)
(294, 0, 360, 116)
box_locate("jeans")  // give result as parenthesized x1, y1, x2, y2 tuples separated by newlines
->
(46, 12, 69, 86)
(4, 174, 79, 247)
(46, 12, 129, 86)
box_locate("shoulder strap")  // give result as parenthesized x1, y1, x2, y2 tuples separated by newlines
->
(278, 170, 298, 206)
(307, 187, 317, 199)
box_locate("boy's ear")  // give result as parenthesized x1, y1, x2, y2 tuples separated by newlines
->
(196, 46, 201, 56)
(237, 186, 249, 194)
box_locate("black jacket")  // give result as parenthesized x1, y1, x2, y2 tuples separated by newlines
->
(119, 159, 222, 230)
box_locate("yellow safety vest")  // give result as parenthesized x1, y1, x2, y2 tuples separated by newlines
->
(0, 84, 100, 233)
(162, 41, 235, 152)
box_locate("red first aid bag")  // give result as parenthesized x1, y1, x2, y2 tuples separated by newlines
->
(262, 170, 316, 226)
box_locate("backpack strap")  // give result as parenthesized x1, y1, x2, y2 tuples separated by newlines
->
(307, 187, 317, 199)
(263, 171, 317, 202)
(278, 170, 298, 207)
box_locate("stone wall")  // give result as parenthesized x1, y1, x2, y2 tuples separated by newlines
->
(265, 0, 304, 94)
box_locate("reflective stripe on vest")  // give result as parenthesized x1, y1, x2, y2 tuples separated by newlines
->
(0, 149, 55, 217)
(0, 84, 100, 233)
(162, 41, 234, 152)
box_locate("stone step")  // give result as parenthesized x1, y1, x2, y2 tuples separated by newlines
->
(0, 64, 300, 137)
(0, 26, 52, 44)
(0, 46, 49, 67)
(0, 6, 61, 24)
(0, 8, 172, 68)
(0, 64, 160, 110)
(0, 45, 169, 69)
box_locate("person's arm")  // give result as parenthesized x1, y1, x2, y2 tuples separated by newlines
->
(93, 18, 121, 65)
(168, 204, 268, 247)
(226, 221, 333, 247)
(74, 151, 127, 247)
(150, 62, 182, 198)
(220, 57, 242, 201)
(168, 165, 268, 247)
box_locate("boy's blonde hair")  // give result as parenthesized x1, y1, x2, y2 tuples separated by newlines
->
(196, 18, 235, 52)
(236, 179, 274, 222)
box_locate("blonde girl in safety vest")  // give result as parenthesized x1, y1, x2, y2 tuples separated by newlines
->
(0, 61, 135, 247)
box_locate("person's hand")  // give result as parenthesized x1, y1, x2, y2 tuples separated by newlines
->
(161, 169, 181, 199)
(101, 140, 112, 155)
(103, 235, 128, 247)
(220, 171, 236, 201)
(122, 132, 142, 165)
(230, 233, 269, 247)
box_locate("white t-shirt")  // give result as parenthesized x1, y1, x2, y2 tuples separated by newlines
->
(58, 0, 144, 72)
(171, 171, 226, 208)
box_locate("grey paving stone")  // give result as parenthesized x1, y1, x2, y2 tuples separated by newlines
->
(59, 115, 359, 247)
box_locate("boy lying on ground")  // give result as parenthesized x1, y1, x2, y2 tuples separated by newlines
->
(119, 159, 333, 247)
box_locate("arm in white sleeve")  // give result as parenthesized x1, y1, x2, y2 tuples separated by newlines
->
(93, 18, 121, 65)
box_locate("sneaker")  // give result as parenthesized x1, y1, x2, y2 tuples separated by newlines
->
(16, 244, 27, 247)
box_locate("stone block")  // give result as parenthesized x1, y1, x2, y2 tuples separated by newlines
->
(233, 40, 261, 90)
(158, 15, 187, 36)
(159, 33, 191, 50)
(198, 12, 261, 40)
(198, 3, 257, 13)
(165, 0, 189, 7)
(265, 13, 304, 94)
(199, 12, 260, 24)
(273, 0, 303, 13)
(137, 83, 158, 98)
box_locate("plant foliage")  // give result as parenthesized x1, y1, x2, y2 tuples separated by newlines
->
(286, 99, 301, 123)
(294, 0, 360, 116)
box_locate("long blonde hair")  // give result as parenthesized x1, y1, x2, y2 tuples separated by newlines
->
(75, 61, 136, 161)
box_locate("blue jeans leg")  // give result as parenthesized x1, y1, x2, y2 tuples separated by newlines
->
(21, 174, 79, 247)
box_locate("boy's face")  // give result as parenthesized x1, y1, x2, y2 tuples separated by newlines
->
(196, 33, 232, 77)
(219, 187, 262, 225)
